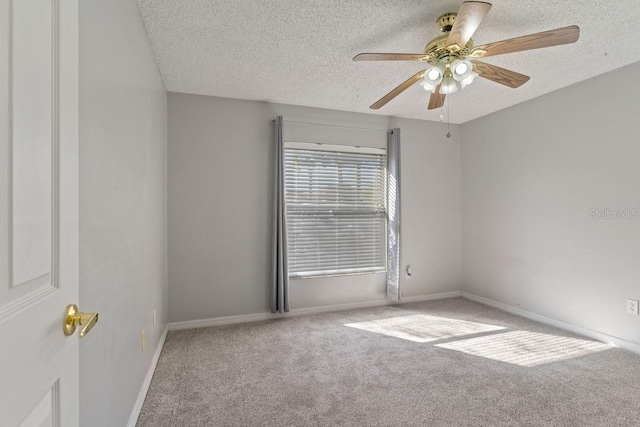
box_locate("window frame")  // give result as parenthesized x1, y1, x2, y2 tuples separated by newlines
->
(284, 141, 388, 279)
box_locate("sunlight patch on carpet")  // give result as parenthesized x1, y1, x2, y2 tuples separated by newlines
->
(435, 330, 610, 367)
(344, 314, 506, 343)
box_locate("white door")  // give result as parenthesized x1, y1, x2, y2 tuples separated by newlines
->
(0, 0, 81, 426)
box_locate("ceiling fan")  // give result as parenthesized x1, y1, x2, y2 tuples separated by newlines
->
(353, 1, 580, 110)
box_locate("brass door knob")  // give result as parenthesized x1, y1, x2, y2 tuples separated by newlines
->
(63, 304, 99, 338)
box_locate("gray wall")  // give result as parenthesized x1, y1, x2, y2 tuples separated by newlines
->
(461, 62, 640, 346)
(168, 93, 461, 322)
(79, 1, 167, 426)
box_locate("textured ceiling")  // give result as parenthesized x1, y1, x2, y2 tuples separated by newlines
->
(136, 0, 640, 123)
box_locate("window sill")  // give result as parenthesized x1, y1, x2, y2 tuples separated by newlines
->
(289, 268, 387, 280)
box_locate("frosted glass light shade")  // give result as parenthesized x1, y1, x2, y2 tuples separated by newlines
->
(451, 59, 474, 83)
(421, 63, 445, 92)
(421, 81, 437, 92)
(440, 77, 459, 94)
(459, 71, 479, 88)
(427, 68, 441, 80)
(454, 61, 468, 75)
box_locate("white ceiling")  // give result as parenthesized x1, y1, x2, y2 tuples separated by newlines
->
(136, 0, 640, 123)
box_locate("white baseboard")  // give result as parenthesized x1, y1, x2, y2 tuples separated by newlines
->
(400, 291, 461, 303)
(168, 291, 462, 331)
(462, 291, 640, 356)
(127, 325, 169, 427)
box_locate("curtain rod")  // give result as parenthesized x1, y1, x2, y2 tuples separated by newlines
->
(270, 118, 390, 133)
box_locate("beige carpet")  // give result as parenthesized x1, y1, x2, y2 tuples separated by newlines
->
(137, 298, 640, 426)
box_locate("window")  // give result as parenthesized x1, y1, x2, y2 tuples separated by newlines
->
(284, 142, 387, 278)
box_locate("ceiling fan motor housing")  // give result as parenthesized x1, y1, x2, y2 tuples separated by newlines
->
(425, 35, 474, 65)
(437, 13, 457, 32)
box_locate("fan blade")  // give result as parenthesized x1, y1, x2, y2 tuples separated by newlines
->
(370, 70, 426, 109)
(428, 86, 446, 110)
(473, 61, 530, 88)
(446, 1, 492, 51)
(354, 53, 429, 61)
(471, 25, 579, 58)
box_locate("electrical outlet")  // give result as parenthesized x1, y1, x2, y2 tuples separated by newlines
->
(627, 299, 639, 315)
(141, 329, 146, 351)
(153, 309, 156, 329)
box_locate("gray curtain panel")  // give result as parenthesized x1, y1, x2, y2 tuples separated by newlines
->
(271, 116, 290, 313)
(387, 128, 401, 300)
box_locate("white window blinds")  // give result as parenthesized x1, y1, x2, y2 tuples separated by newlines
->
(284, 144, 387, 278)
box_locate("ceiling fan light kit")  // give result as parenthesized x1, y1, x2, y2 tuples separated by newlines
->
(353, 1, 580, 111)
